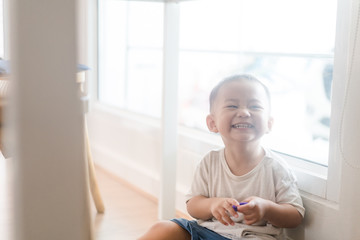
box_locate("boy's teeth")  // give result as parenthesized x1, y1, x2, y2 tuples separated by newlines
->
(233, 124, 252, 128)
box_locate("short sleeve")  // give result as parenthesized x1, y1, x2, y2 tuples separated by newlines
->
(273, 160, 305, 217)
(185, 155, 211, 202)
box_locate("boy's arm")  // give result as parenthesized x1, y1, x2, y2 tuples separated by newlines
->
(187, 195, 239, 226)
(237, 196, 303, 228)
(264, 202, 303, 228)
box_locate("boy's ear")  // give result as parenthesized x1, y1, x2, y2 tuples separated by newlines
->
(206, 114, 219, 133)
(267, 116, 274, 133)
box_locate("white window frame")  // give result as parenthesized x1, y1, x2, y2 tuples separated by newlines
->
(92, 0, 345, 204)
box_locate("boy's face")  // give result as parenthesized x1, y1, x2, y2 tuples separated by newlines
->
(206, 79, 273, 145)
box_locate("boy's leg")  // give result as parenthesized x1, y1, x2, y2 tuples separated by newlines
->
(138, 220, 191, 240)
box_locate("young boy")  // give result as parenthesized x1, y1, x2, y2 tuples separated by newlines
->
(138, 74, 304, 240)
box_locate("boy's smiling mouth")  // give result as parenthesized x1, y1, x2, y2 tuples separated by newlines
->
(232, 123, 253, 128)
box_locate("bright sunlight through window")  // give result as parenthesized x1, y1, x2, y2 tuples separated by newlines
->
(98, 0, 337, 166)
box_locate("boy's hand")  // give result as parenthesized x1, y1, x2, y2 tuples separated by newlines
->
(237, 196, 269, 225)
(210, 198, 240, 226)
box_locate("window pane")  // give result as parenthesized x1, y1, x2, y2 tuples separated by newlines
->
(98, 0, 336, 165)
(178, 0, 337, 165)
(98, 0, 163, 116)
(180, 0, 336, 53)
(98, 0, 127, 107)
(127, 48, 163, 117)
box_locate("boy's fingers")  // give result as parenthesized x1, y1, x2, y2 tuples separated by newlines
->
(214, 206, 236, 226)
(213, 212, 226, 225)
(238, 201, 256, 213)
(243, 213, 257, 225)
(222, 214, 235, 226)
(215, 212, 233, 226)
(248, 200, 256, 208)
(224, 199, 239, 216)
(231, 205, 240, 216)
(228, 205, 238, 217)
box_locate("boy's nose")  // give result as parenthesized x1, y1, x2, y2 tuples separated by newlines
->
(236, 107, 251, 117)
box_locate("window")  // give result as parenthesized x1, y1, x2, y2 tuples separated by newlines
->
(178, 0, 336, 166)
(98, 0, 337, 166)
(98, 0, 163, 118)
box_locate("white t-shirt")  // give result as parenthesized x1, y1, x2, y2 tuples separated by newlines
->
(185, 148, 305, 240)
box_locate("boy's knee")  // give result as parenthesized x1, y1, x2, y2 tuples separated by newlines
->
(138, 220, 190, 240)
(149, 220, 184, 235)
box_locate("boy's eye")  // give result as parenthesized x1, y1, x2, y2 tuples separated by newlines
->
(250, 105, 263, 110)
(227, 105, 238, 109)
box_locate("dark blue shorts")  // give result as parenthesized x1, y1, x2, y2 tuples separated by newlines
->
(171, 218, 231, 240)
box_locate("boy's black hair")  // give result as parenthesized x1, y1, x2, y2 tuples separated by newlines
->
(209, 74, 271, 112)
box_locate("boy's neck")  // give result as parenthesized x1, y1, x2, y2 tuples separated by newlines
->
(224, 143, 265, 176)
